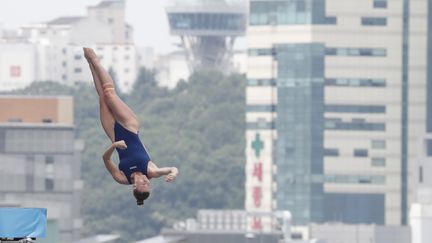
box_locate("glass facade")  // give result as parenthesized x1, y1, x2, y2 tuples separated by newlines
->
(250, 0, 336, 26)
(324, 193, 385, 224)
(274, 43, 325, 224)
(168, 13, 245, 31)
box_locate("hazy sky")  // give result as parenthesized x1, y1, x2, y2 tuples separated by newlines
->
(0, 0, 177, 53)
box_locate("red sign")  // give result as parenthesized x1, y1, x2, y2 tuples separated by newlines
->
(253, 186, 261, 208)
(253, 162, 263, 182)
(10, 66, 21, 78)
(252, 217, 262, 230)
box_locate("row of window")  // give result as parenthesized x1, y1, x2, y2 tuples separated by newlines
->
(326, 175, 385, 184)
(325, 148, 386, 159)
(246, 121, 275, 130)
(325, 119, 385, 131)
(325, 105, 386, 114)
(74, 54, 131, 61)
(247, 120, 386, 131)
(250, 1, 337, 26)
(72, 67, 131, 74)
(250, 15, 386, 26)
(168, 13, 245, 31)
(62, 46, 131, 54)
(247, 104, 386, 114)
(248, 47, 387, 57)
(325, 78, 386, 87)
(325, 48, 386, 56)
(248, 78, 386, 87)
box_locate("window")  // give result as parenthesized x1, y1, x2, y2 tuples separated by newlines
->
(372, 140, 386, 149)
(248, 48, 273, 56)
(42, 118, 52, 123)
(45, 156, 54, 165)
(324, 149, 339, 157)
(354, 149, 368, 157)
(246, 121, 275, 130)
(362, 17, 387, 26)
(248, 79, 276, 86)
(45, 156, 54, 191)
(26, 155, 35, 162)
(74, 68, 82, 73)
(62, 61, 67, 67)
(374, 0, 387, 8)
(45, 178, 54, 191)
(246, 105, 276, 112)
(372, 158, 386, 167)
(124, 55, 130, 60)
(74, 54, 82, 60)
(419, 166, 423, 183)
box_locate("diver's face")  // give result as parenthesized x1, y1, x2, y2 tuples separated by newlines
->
(133, 174, 150, 192)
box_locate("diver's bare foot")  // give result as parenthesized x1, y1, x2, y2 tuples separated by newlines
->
(83, 47, 98, 61)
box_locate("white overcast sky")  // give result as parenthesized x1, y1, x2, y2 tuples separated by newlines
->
(0, 0, 177, 53)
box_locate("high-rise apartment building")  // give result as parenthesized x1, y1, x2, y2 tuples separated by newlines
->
(245, 0, 427, 228)
(0, 0, 137, 93)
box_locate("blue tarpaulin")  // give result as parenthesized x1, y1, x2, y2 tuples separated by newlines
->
(0, 208, 47, 238)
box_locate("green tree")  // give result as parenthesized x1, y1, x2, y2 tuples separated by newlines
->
(9, 70, 246, 242)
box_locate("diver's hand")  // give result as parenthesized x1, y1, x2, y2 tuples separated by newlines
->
(113, 140, 127, 150)
(165, 167, 178, 182)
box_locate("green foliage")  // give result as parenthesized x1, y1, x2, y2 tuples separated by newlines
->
(10, 68, 246, 242)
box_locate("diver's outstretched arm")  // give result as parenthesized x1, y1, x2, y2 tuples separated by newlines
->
(148, 162, 178, 182)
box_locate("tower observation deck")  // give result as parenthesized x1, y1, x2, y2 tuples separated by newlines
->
(166, 0, 247, 72)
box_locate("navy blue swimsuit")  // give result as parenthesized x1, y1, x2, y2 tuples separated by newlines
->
(114, 121, 151, 184)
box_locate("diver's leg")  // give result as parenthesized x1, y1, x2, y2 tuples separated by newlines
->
(84, 47, 139, 133)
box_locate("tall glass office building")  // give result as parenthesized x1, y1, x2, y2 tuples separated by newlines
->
(245, 0, 427, 228)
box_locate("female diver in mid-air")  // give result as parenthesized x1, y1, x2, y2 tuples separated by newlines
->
(83, 47, 178, 206)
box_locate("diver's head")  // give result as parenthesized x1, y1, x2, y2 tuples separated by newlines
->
(132, 173, 150, 206)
